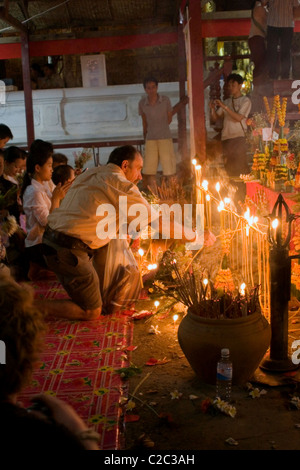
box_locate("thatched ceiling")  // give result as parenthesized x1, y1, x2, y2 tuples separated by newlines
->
(0, 0, 182, 38)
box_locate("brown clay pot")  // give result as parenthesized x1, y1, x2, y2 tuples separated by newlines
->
(177, 309, 271, 385)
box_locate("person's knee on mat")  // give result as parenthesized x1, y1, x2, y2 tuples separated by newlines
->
(84, 307, 101, 321)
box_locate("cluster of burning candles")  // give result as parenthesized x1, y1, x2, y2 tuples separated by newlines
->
(135, 158, 279, 325)
(191, 158, 282, 239)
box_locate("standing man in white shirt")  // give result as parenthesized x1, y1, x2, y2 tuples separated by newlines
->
(267, 0, 300, 79)
(210, 73, 251, 177)
(209, 73, 252, 208)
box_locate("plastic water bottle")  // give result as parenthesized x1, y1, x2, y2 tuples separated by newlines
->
(216, 348, 232, 402)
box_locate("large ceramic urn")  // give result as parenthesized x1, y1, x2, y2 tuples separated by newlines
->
(178, 309, 271, 385)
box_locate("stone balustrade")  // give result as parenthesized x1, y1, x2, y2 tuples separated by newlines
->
(1, 82, 182, 163)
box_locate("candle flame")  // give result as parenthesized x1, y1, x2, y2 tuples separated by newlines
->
(148, 264, 158, 270)
(154, 301, 160, 308)
(173, 314, 179, 322)
(244, 208, 250, 220)
(272, 218, 279, 229)
(138, 248, 144, 256)
(240, 283, 246, 295)
(244, 208, 254, 227)
(202, 180, 208, 190)
(218, 201, 224, 212)
(215, 182, 221, 192)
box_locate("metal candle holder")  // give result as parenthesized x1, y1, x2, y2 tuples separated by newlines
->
(260, 194, 299, 372)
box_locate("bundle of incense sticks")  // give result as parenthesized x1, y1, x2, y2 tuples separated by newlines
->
(149, 180, 185, 202)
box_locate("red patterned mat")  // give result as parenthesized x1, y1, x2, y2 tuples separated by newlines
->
(18, 281, 133, 450)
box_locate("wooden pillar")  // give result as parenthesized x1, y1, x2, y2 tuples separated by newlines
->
(177, 23, 189, 167)
(21, 32, 34, 147)
(0, 60, 6, 78)
(188, 0, 206, 163)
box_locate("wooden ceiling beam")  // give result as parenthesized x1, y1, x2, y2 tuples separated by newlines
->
(0, 31, 178, 59)
(64, 1, 72, 29)
(106, 0, 114, 21)
(0, 5, 28, 33)
(2, 14, 300, 60)
(17, 0, 30, 21)
(29, 31, 178, 56)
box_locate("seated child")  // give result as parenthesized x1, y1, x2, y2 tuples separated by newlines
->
(52, 164, 75, 186)
(52, 152, 68, 169)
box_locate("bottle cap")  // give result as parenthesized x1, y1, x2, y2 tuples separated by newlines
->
(221, 348, 229, 355)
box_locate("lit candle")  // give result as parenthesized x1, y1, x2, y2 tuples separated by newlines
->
(240, 283, 247, 316)
(206, 194, 211, 229)
(202, 180, 209, 191)
(195, 165, 202, 205)
(272, 218, 279, 242)
(138, 248, 144, 268)
(136, 247, 144, 287)
(218, 201, 225, 228)
(147, 263, 158, 271)
(201, 180, 209, 227)
(138, 248, 144, 257)
(173, 314, 179, 327)
(244, 208, 250, 221)
(203, 278, 209, 299)
(215, 182, 221, 218)
(154, 300, 160, 309)
(240, 283, 246, 296)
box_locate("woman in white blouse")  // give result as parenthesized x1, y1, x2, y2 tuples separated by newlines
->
(22, 140, 71, 280)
